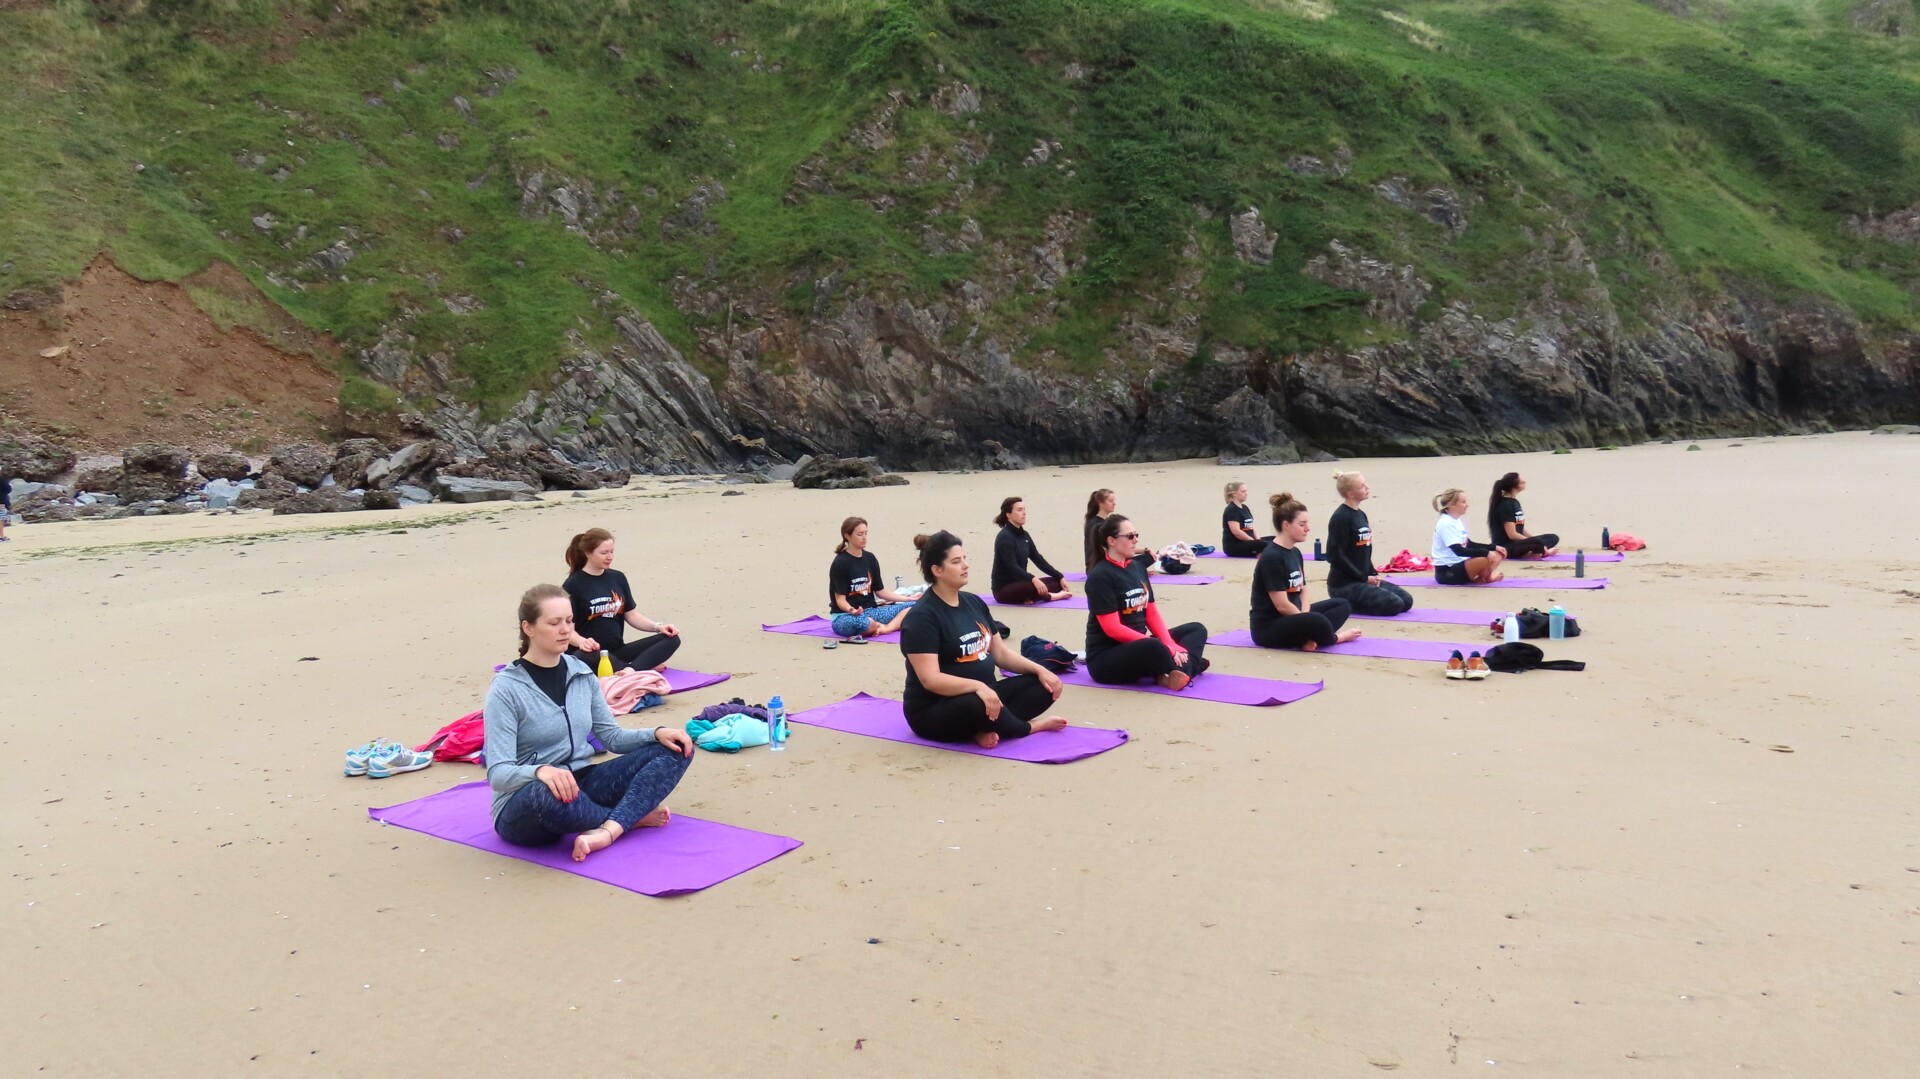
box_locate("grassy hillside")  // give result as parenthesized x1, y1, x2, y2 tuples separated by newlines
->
(3, 0, 1917, 418)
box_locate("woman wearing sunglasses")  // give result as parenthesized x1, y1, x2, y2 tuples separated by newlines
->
(1083, 515, 1209, 691)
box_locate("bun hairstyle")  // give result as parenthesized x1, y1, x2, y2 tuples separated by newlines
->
(1490, 471, 1521, 505)
(1432, 488, 1465, 514)
(565, 528, 614, 573)
(1332, 471, 1364, 497)
(993, 496, 1023, 528)
(516, 583, 568, 656)
(835, 516, 869, 555)
(1224, 481, 1246, 501)
(1084, 488, 1114, 522)
(914, 530, 964, 583)
(1093, 514, 1133, 561)
(1268, 491, 1306, 530)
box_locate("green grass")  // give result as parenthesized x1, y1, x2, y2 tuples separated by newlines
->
(2, 0, 1917, 415)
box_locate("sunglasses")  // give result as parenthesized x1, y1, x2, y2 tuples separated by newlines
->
(1116, 532, 1141, 541)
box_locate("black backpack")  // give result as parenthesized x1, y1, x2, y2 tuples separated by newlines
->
(1484, 642, 1586, 673)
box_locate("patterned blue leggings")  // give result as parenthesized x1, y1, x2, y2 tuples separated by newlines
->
(493, 743, 692, 845)
(831, 602, 913, 638)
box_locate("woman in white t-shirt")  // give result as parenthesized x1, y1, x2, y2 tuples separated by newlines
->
(1430, 488, 1506, 585)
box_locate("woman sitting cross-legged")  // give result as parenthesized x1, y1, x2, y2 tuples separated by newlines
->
(562, 528, 682, 673)
(486, 584, 696, 863)
(902, 531, 1067, 748)
(1431, 488, 1507, 585)
(1221, 481, 1273, 558)
(1487, 472, 1560, 559)
(1084, 515, 1209, 691)
(989, 496, 1072, 604)
(1250, 493, 1362, 651)
(1324, 471, 1415, 616)
(829, 516, 915, 639)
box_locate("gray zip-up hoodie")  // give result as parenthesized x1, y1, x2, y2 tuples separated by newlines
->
(484, 656, 660, 823)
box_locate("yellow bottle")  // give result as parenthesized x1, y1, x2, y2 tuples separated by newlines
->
(596, 652, 613, 678)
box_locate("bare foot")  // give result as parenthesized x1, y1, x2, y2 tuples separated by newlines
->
(972, 731, 1001, 749)
(636, 806, 671, 828)
(1544, 547, 1559, 556)
(1335, 628, 1363, 644)
(571, 823, 622, 862)
(1489, 571, 1506, 583)
(1301, 640, 1319, 652)
(1030, 715, 1067, 733)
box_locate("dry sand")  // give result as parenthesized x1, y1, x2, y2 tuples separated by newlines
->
(3, 432, 1918, 1076)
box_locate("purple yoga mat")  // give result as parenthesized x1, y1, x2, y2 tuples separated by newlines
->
(789, 692, 1128, 764)
(762, 615, 901, 643)
(1060, 572, 1222, 586)
(1397, 576, 1608, 589)
(661, 668, 731, 693)
(1208, 629, 1470, 663)
(977, 591, 1090, 610)
(1040, 664, 1322, 706)
(1309, 551, 1622, 565)
(368, 781, 801, 897)
(1352, 607, 1510, 627)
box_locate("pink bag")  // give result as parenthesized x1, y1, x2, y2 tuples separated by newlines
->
(416, 711, 486, 763)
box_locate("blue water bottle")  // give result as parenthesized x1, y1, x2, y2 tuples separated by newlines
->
(1313, 538, 1323, 560)
(1549, 604, 1566, 641)
(1600, 526, 1611, 551)
(1574, 549, 1586, 578)
(767, 695, 786, 752)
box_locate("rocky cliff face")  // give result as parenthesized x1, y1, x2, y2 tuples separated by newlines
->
(413, 239, 1919, 474)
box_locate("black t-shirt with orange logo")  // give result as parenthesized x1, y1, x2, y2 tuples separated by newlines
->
(1324, 503, 1377, 590)
(900, 590, 1000, 712)
(1084, 556, 1155, 660)
(563, 568, 637, 652)
(1250, 543, 1307, 633)
(829, 550, 884, 611)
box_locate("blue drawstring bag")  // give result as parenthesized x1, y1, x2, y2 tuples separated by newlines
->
(1020, 635, 1078, 673)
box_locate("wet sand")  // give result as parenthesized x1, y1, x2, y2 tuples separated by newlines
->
(3, 432, 1917, 1075)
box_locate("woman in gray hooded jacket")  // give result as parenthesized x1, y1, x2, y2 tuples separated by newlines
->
(485, 583, 696, 862)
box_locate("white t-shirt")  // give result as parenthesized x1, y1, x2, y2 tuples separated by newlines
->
(1432, 514, 1472, 566)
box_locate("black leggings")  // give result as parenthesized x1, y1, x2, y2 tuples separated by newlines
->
(905, 674, 1057, 742)
(1252, 598, 1352, 650)
(1223, 536, 1272, 558)
(570, 634, 680, 673)
(1502, 533, 1560, 559)
(1087, 622, 1208, 684)
(992, 576, 1066, 605)
(1328, 579, 1415, 616)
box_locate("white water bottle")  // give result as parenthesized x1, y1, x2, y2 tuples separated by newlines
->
(1502, 613, 1521, 644)
(767, 695, 786, 752)
(1549, 605, 1566, 641)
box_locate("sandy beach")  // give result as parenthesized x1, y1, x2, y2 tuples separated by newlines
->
(3, 432, 1917, 1076)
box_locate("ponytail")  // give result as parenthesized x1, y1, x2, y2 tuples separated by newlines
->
(1084, 488, 1113, 522)
(1432, 488, 1464, 514)
(1092, 514, 1132, 563)
(565, 528, 613, 573)
(1490, 471, 1521, 507)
